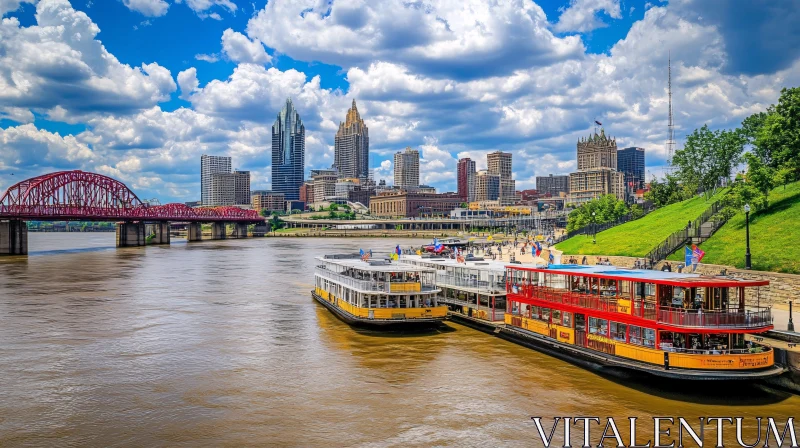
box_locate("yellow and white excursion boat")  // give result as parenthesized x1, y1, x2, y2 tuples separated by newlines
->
(313, 253, 447, 329)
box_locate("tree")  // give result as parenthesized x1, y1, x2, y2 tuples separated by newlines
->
(459, 202, 468, 209)
(644, 174, 687, 207)
(566, 194, 629, 232)
(259, 208, 270, 217)
(672, 124, 744, 198)
(629, 203, 644, 220)
(268, 215, 284, 233)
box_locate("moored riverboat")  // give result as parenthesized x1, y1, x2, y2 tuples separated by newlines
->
(313, 254, 446, 329)
(503, 264, 784, 380)
(401, 253, 507, 323)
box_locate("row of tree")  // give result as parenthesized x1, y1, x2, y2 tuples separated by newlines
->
(647, 86, 800, 214)
(566, 194, 643, 232)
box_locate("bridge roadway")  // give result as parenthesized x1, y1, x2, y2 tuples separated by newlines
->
(0, 170, 264, 255)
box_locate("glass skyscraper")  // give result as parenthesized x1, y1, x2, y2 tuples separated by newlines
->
(271, 98, 305, 201)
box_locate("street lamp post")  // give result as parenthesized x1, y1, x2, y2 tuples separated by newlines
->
(744, 204, 751, 270)
(789, 301, 795, 332)
(592, 211, 597, 244)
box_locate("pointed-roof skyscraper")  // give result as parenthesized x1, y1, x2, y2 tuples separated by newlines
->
(334, 99, 369, 180)
(272, 98, 305, 200)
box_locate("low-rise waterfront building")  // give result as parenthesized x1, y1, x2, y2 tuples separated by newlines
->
(369, 191, 462, 218)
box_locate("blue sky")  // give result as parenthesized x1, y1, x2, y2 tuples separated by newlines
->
(1, 0, 799, 202)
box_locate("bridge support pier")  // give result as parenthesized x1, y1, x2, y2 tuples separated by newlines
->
(211, 222, 227, 240)
(116, 222, 145, 247)
(232, 223, 249, 238)
(146, 221, 171, 245)
(187, 223, 203, 242)
(0, 219, 28, 255)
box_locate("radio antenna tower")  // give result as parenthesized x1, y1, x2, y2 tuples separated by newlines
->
(666, 51, 676, 170)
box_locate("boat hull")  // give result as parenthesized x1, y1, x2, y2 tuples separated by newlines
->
(312, 291, 445, 330)
(448, 313, 786, 381)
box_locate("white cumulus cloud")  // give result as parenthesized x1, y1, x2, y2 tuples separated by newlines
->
(221, 29, 271, 65)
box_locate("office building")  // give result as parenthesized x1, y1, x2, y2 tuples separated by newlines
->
(488, 151, 516, 205)
(311, 169, 338, 204)
(474, 170, 500, 202)
(272, 98, 305, 201)
(457, 158, 476, 202)
(536, 174, 570, 196)
(251, 191, 285, 214)
(369, 191, 462, 218)
(334, 100, 370, 180)
(299, 181, 314, 204)
(617, 147, 646, 191)
(568, 129, 625, 205)
(394, 147, 420, 189)
(201, 155, 231, 206)
(208, 170, 250, 206)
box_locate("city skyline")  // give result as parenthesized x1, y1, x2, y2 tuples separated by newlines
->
(1, 1, 799, 202)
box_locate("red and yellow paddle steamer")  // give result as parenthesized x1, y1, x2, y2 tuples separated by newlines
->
(503, 264, 784, 379)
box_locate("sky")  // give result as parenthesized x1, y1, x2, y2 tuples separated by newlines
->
(1, 0, 799, 202)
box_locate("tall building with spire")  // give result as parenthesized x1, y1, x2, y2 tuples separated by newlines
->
(334, 100, 370, 180)
(272, 98, 305, 201)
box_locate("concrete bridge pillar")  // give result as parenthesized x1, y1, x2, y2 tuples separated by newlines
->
(232, 223, 249, 238)
(0, 219, 28, 255)
(187, 222, 202, 242)
(145, 221, 171, 245)
(116, 222, 145, 247)
(211, 222, 227, 240)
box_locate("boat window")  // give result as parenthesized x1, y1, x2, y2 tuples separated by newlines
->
(588, 317, 608, 336)
(620, 281, 631, 297)
(629, 325, 655, 348)
(563, 312, 572, 328)
(610, 322, 627, 342)
(542, 308, 551, 322)
(552, 309, 562, 325)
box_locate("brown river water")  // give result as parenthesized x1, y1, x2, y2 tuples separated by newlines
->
(0, 233, 797, 447)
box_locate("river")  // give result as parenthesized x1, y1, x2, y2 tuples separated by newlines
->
(0, 233, 797, 447)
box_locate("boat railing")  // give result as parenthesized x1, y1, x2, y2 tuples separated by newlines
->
(658, 346, 771, 355)
(314, 267, 385, 291)
(509, 285, 771, 329)
(315, 267, 438, 293)
(437, 273, 506, 294)
(657, 308, 772, 329)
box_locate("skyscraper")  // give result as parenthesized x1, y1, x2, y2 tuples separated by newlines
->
(487, 151, 515, 205)
(394, 147, 420, 189)
(201, 154, 232, 206)
(457, 158, 476, 202)
(208, 170, 250, 206)
(474, 170, 500, 202)
(334, 100, 369, 180)
(617, 147, 646, 190)
(272, 98, 305, 201)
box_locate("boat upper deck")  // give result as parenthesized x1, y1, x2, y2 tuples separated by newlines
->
(401, 254, 508, 295)
(506, 264, 770, 288)
(505, 263, 772, 331)
(315, 254, 439, 294)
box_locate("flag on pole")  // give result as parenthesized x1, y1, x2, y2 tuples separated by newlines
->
(692, 244, 705, 263)
(534, 241, 542, 257)
(549, 252, 555, 264)
(360, 248, 364, 257)
(395, 245, 400, 256)
(684, 245, 693, 267)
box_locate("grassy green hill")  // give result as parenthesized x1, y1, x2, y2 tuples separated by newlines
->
(555, 191, 723, 257)
(668, 181, 800, 274)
